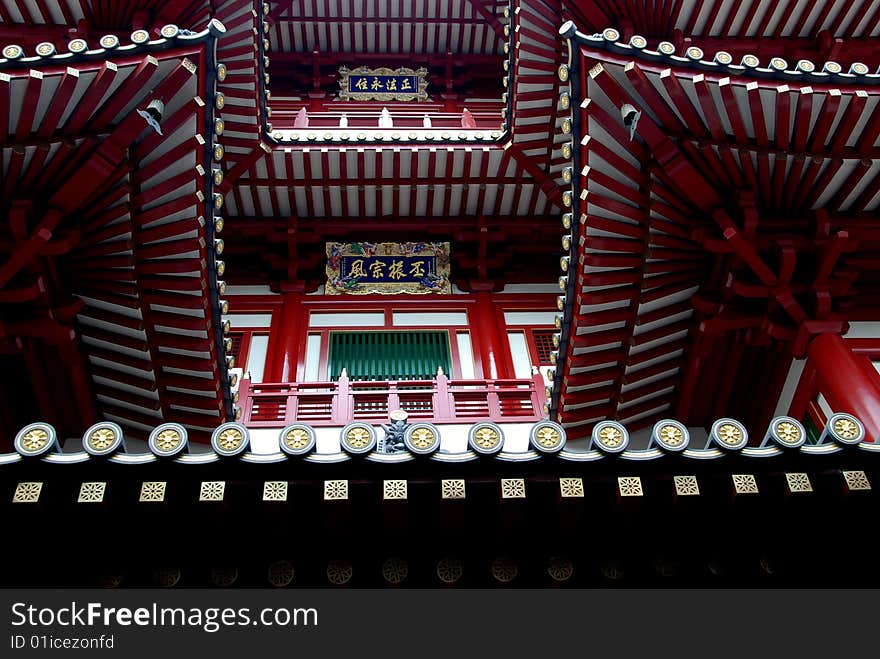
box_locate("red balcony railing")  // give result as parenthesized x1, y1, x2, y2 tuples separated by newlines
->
(238, 373, 547, 427)
(271, 104, 504, 131)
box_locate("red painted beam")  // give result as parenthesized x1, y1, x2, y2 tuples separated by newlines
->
(808, 332, 880, 442)
(503, 143, 562, 205)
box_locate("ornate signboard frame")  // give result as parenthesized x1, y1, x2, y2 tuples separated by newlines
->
(338, 67, 429, 102)
(326, 242, 451, 295)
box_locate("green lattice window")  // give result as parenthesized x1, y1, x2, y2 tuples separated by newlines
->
(328, 331, 452, 381)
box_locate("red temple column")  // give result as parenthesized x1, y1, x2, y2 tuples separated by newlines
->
(807, 333, 880, 442)
(471, 290, 509, 380)
(271, 290, 304, 382)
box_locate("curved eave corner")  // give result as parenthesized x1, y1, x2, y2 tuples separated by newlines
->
(549, 20, 581, 422)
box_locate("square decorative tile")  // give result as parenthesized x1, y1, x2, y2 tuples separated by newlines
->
(673, 475, 700, 496)
(324, 480, 348, 501)
(617, 476, 643, 497)
(732, 474, 758, 495)
(441, 479, 465, 500)
(559, 477, 584, 498)
(12, 482, 42, 503)
(842, 470, 871, 492)
(78, 482, 106, 503)
(785, 472, 812, 494)
(139, 481, 166, 503)
(383, 479, 407, 500)
(263, 481, 288, 502)
(199, 481, 225, 502)
(501, 478, 526, 499)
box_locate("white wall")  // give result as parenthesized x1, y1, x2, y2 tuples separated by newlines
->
(503, 311, 557, 325)
(456, 333, 476, 379)
(309, 312, 384, 327)
(392, 311, 468, 326)
(245, 335, 269, 383)
(225, 313, 272, 328)
(303, 334, 322, 381)
(508, 331, 532, 378)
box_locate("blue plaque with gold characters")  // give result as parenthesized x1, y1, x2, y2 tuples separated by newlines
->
(326, 242, 451, 295)
(338, 66, 428, 102)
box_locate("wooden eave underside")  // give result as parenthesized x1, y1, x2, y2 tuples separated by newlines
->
(268, 0, 508, 55)
(221, 0, 565, 234)
(0, 41, 226, 438)
(557, 40, 880, 436)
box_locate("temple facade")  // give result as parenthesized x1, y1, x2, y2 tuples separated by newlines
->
(1, 1, 880, 587)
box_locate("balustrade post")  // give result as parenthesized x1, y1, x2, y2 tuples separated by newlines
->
(486, 379, 502, 421)
(238, 377, 252, 423)
(284, 381, 297, 424)
(335, 370, 352, 423)
(531, 369, 547, 419)
(434, 373, 454, 421)
(388, 380, 400, 415)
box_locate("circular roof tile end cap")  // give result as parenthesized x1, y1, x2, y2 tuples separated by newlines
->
(602, 28, 620, 42)
(209, 19, 228, 36)
(652, 419, 690, 452)
(468, 422, 505, 455)
(340, 422, 377, 455)
(279, 423, 317, 456)
(14, 422, 58, 458)
(530, 420, 566, 454)
(160, 24, 180, 39)
(559, 21, 577, 39)
(83, 421, 126, 457)
(404, 422, 442, 456)
(764, 416, 806, 449)
(710, 418, 749, 451)
(211, 422, 250, 457)
(149, 423, 189, 458)
(822, 412, 865, 446)
(592, 420, 629, 454)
